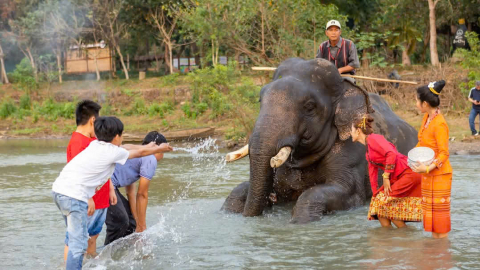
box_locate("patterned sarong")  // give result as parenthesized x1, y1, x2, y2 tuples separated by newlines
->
(421, 173, 452, 233)
(368, 191, 422, 222)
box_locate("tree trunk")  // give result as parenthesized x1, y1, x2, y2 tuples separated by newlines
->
(361, 49, 370, 68)
(427, 0, 440, 67)
(163, 41, 173, 74)
(401, 47, 411, 66)
(235, 51, 241, 69)
(216, 41, 219, 65)
(421, 28, 430, 63)
(169, 42, 173, 74)
(56, 52, 63, 84)
(211, 38, 216, 66)
(177, 49, 181, 72)
(127, 53, 130, 70)
(26, 48, 37, 81)
(192, 43, 201, 69)
(0, 44, 9, 84)
(115, 46, 129, 80)
(153, 45, 159, 72)
(94, 51, 101, 81)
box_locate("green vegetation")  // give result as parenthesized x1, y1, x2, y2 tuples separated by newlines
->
(0, 0, 479, 140)
(0, 64, 261, 139)
(0, 97, 76, 121)
(456, 32, 480, 95)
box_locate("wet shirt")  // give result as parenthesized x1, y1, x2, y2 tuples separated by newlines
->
(469, 87, 480, 110)
(111, 155, 157, 188)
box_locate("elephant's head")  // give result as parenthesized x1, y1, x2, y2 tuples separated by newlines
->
(243, 58, 373, 217)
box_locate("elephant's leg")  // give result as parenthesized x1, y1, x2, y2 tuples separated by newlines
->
(221, 181, 250, 213)
(291, 183, 362, 224)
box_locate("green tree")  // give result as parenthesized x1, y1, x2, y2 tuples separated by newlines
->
(7, 1, 44, 81)
(388, 22, 422, 66)
(90, 0, 130, 79)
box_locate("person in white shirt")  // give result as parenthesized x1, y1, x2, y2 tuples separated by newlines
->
(52, 117, 173, 270)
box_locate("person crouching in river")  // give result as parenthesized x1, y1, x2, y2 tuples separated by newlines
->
(104, 131, 169, 245)
(410, 80, 452, 239)
(351, 115, 422, 228)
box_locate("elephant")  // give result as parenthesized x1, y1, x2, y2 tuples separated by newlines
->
(221, 58, 418, 223)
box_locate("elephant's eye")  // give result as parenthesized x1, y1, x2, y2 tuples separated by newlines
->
(304, 101, 316, 112)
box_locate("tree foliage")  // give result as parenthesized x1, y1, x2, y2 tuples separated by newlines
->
(0, 0, 478, 82)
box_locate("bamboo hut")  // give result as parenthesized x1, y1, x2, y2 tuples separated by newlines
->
(65, 41, 113, 74)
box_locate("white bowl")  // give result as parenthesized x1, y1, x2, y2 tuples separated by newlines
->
(408, 147, 435, 167)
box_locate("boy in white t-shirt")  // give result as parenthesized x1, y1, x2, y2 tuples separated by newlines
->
(52, 117, 173, 270)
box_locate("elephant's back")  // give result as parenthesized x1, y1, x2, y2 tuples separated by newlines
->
(368, 93, 418, 156)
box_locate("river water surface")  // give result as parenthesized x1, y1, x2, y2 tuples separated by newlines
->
(0, 139, 479, 270)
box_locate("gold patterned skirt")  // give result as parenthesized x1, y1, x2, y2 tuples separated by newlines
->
(368, 191, 423, 222)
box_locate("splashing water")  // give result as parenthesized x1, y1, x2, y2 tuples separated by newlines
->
(84, 138, 233, 268)
(174, 137, 231, 191)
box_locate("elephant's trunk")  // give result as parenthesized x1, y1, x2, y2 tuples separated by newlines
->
(243, 149, 275, 217)
(243, 120, 296, 217)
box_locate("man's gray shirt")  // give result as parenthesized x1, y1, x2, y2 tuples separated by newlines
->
(316, 37, 360, 68)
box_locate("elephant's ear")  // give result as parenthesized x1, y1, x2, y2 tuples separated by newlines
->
(334, 82, 375, 141)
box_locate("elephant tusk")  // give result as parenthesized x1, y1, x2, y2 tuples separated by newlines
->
(225, 144, 249, 162)
(270, 146, 292, 168)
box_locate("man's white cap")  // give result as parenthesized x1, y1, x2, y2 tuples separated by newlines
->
(326, 20, 341, 30)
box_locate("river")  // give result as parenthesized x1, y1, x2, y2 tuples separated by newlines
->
(0, 139, 478, 269)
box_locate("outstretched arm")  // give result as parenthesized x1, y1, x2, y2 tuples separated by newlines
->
(126, 143, 173, 159)
(121, 144, 145, 150)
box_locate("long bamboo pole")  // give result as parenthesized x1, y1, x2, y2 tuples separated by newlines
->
(251, 67, 418, 85)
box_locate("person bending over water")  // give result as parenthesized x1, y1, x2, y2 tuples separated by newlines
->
(351, 115, 422, 228)
(410, 80, 452, 239)
(104, 131, 168, 245)
(52, 117, 173, 270)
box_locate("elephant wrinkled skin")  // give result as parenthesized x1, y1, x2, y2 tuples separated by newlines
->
(221, 58, 417, 223)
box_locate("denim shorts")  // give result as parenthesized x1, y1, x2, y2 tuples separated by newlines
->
(52, 191, 88, 268)
(64, 207, 108, 245)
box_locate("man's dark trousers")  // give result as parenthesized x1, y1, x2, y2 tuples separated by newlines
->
(469, 109, 480, 135)
(104, 188, 136, 245)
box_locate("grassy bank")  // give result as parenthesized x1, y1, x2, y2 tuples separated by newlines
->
(0, 60, 477, 141)
(0, 63, 263, 141)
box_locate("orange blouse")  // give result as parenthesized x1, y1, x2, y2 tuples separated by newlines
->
(416, 113, 452, 175)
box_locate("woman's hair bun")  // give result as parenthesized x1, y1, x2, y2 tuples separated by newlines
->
(431, 80, 446, 94)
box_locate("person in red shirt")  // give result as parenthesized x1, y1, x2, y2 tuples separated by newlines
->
(63, 100, 117, 261)
(351, 115, 422, 228)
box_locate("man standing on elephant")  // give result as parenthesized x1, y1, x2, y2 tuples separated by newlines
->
(316, 20, 360, 75)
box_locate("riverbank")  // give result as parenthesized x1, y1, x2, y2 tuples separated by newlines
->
(1, 62, 478, 152)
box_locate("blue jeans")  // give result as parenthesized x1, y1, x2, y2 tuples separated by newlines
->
(65, 207, 108, 245)
(469, 109, 480, 134)
(53, 192, 88, 270)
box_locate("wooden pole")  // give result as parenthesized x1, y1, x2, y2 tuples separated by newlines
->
(251, 67, 418, 85)
(341, 74, 418, 85)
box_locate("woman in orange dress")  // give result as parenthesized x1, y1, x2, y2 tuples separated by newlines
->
(411, 80, 453, 239)
(351, 116, 422, 228)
